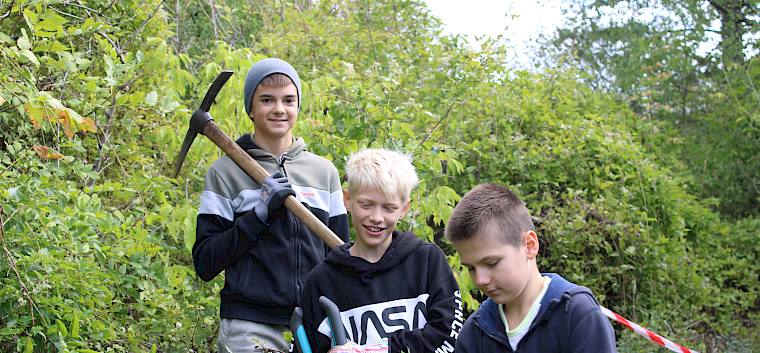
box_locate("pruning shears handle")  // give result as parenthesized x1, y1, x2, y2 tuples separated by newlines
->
(290, 307, 313, 353)
(319, 296, 348, 347)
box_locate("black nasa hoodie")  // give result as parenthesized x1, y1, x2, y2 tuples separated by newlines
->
(298, 231, 462, 353)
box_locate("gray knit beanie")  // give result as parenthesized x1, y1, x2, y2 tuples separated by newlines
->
(243, 58, 302, 115)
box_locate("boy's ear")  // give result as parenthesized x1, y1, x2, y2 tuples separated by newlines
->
(343, 189, 350, 212)
(524, 230, 539, 259)
(400, 200, 411, 218)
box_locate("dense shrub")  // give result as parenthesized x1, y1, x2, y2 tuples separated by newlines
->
(1, 1, 756, 352)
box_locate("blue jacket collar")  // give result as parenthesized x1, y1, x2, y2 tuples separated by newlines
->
(472, 273, 589, 336)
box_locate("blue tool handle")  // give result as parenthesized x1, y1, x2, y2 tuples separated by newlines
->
(319, 296, 348, 346)
(290, 307, 312, 353)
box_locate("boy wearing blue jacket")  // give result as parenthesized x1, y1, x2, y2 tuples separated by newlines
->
(444, 183, 617, 353)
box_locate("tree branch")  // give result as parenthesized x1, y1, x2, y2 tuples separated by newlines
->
(418, 99, 460, 148)
(99, 0, 119, 15)
(67, 1, 98, 14)
(0, 206, 38, 326)
(97, 30, 126, 63)
(0, 0, 13, 19)
(127, 0, 168, 45)
(0, 154, 22, 177)
(208, 0, 219, 40)
(364, 0, 379, 64)
(707, 0, 728, 16)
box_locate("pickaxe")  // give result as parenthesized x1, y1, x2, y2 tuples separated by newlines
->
(174, 70, 344, 249)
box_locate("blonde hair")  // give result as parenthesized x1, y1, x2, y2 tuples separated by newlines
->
(345, 149, 419, 202)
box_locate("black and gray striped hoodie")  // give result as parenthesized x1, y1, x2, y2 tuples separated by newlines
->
(192, 133, 350, 325)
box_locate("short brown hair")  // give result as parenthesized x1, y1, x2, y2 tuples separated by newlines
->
(444, 183, 534, 245)
(259, 73, 294, 88)
(248, 73, 297, 113)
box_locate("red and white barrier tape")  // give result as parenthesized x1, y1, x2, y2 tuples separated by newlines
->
(600, 306, 699, 353)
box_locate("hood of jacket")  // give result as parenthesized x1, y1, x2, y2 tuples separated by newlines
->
(235, 133, 307, 161)
(473, 273, 588, 335)
(324, 231, 422, 282)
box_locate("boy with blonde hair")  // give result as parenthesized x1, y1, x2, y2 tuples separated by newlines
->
(297, 148, 461, 353)
(445, 183, 616, 352)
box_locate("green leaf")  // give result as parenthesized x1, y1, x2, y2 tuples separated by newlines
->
(145, 91, 158, 106)
(24, 337, 33, 353)
(37, 12, 67, 32)
(0, 31, 12, 43)
(22, 10, 37, 31)
(70, 312, 80, 338)
(59, 51, 78, 73)
(183, 210, 196, 253)
(17, 32, 31, 50)
(34, 40, 69, 53)
(56, 319, 68, 336)
(19, 49, 39, 67)
(159, 94, 180, 112)
(80, 17, 99, 31)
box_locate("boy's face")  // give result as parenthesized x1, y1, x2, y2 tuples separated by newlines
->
(344, 187, 410, 255)
(453, 224, 539, 306)
(249, 83, 298, 143)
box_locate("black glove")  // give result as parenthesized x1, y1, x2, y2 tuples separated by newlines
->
(255, 171, 295, 224)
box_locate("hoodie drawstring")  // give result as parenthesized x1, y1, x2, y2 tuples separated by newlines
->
(278, 153, 288, 177)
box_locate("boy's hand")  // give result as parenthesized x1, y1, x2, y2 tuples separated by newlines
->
(327, 341, 388, 353)
(255, 171, 295, 224)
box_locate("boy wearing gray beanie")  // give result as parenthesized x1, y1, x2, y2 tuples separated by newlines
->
(192, 58, 350, 353)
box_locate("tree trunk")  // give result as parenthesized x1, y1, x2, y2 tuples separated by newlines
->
(709, 0, 746, 66)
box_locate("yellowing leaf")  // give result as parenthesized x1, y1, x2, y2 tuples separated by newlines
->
(24, 104, 47, 128)
(62, 107, 96, 133)
(58, 108, 95, 136)
(24, 92, 95, 137)
(79, 117, 97, 133)
(57, 108, 75, 138)
(0, 95, 6, 105)
(32, 145, 64, 160)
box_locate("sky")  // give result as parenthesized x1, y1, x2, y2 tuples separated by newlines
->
(423, 0, 564, 68)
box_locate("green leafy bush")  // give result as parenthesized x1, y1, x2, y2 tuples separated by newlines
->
(1, 1, 756, 352)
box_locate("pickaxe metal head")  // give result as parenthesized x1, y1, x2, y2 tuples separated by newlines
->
(174, 70, 234, 177)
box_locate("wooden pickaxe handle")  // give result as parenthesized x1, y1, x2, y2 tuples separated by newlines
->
(201, 121, 345, 249)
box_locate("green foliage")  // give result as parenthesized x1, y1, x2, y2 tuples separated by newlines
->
(677, 57, 760, 217)
(545, 0, 760, 218)
(1, 0, 219, 351)
(1, 141, 219, 352)
(0, 1, 757, 352)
